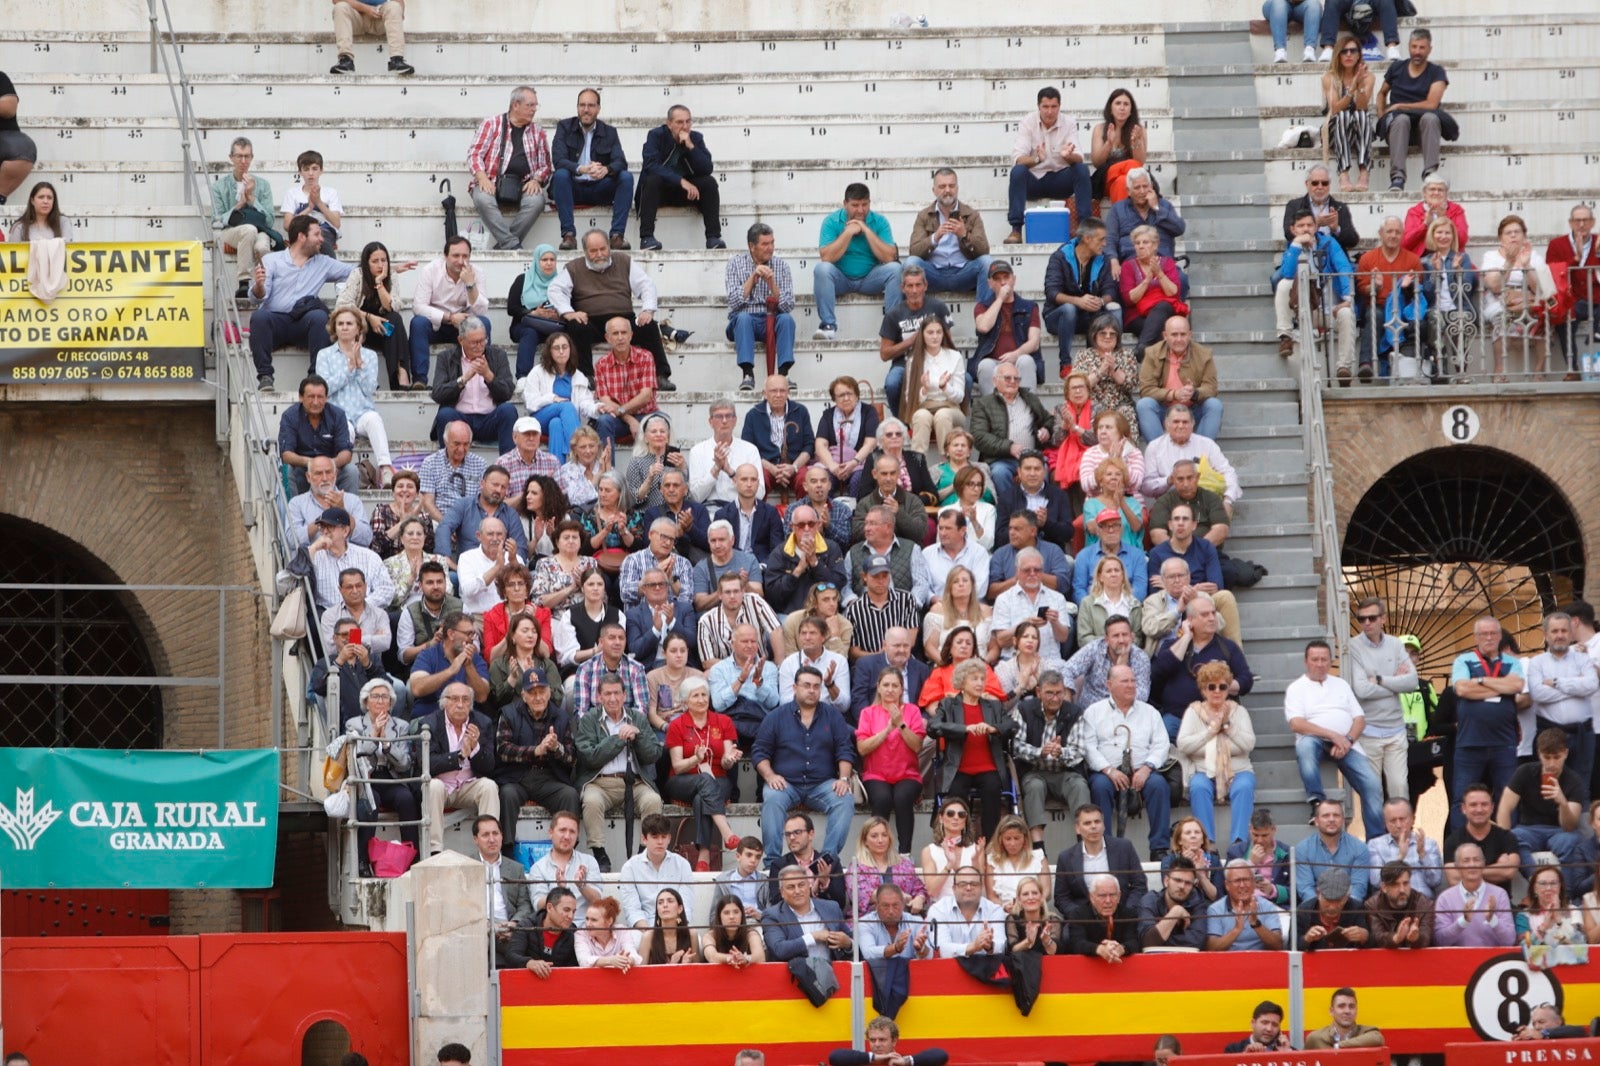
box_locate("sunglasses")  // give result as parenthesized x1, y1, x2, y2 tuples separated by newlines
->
(814, 582, 837, 592)
(1340, 46, 1360, 53)
(1307, 180, 1330, 186)
(1356, 614, 1381, 622)
(1202, 683, 1231, 692)
(944, 809, 969, 819)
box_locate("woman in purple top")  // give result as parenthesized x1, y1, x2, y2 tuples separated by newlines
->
(847, 816, 927, 919)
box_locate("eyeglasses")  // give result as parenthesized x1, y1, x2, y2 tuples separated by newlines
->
(881, 430, 904, 438)
(640, 581, 667, 589)
(784, 827, 808, 837)
(1202, 683, 1231, 692)
(954, 880, 983, 889)
(1356, 614, 1382, 623)
(710, 413, 735, 421)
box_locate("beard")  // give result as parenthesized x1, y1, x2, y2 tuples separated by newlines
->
(584, 255, 613, 272)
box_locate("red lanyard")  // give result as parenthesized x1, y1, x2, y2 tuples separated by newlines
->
(1473, 650, 1504, 679)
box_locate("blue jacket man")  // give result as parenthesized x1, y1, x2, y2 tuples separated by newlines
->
(1043, 222, 1123, 371)
(637, 106, 722, 250)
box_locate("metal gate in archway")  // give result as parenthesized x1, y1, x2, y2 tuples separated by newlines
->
(1340, 445, 1586, 677)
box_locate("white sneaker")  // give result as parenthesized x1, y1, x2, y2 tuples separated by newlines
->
(1319, 46, 1333, 61)
(1273, 48, 1288, 63)
(813, 324, 837, 341)
(1303, 45, 1318, 62)
(1387, 44, 1402, 60)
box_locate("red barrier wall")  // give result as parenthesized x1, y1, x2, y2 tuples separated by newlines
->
(2, 932, 408, 1065)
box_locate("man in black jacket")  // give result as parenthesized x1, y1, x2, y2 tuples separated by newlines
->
(493, 668, 578, 848)
(637, 104, 723, 251)
(1054, 804, 1145, 911)
(428, 318, 519, 454)
(1064, 873, 1142, 960)
(764, 504, 849, 614)
(503, 885, 581, 975)
(1224, 1001, 1294, 1053)
(996, 450, 1075, 547)
(1280, 165, 1360, 251)
(1043, 218, 1122, 375)
(827, 1017, 949, 1066)
(549, 89, 633, 252)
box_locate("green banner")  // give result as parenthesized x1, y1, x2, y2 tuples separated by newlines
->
(0, 748, 279, 889)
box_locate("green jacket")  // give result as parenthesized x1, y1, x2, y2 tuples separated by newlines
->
(573, 706, 662, 790)
(969, 388, 1055, 464)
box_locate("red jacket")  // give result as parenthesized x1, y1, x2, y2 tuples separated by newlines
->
(1402, 200, 1468, 255)
(1546, 233, 1600, 303)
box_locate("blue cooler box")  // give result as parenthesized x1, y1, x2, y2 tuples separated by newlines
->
(1025, 206, 1072, 244)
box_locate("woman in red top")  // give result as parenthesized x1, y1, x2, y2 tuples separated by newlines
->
(1051, 371, 1097, 492)
(663, 675, 741, 871)
(855, 669, 928, 856)
(1118, 224, 1186, 361)
(926, 659, 1018, 839)
(482, 563, 552, 655)
(918, 624, 1006, 710)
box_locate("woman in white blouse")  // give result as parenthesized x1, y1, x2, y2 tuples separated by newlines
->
(1481, 213, 1551, 380)
(315, 307, 393, 486)
(521, 332, 598, 463)
(899, 317, 968, 455)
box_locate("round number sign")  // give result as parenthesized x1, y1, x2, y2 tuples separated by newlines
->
(1464, 952, 1563, 1041)
(1442, 405, 1481, 444)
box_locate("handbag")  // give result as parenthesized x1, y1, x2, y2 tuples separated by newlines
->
(368, 836, 418, 878)
(494, 114, 523, 208)
(269, 587, 308, 640)
(1408, 736, 1445, 770)
(226, 204, 286, 252)
(322, 743, 349, 792)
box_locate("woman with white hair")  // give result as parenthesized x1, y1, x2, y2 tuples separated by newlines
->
(926, 657, 1019, 839)
(1402, 173, 1469, 255)
(624, 412, 684, 512)
(578, 470, 643, 576)
(850, 416, 936, 499)
(662, 675, 741, 870)
(344, 678, 419, 866)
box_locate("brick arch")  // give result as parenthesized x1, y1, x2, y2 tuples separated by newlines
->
(1324, 395, 1600, 598)
(0, 404, 273, 750)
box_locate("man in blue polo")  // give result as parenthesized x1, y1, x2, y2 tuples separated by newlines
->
(1449, 616, 1525, 830)
(751, 665, 855, 865)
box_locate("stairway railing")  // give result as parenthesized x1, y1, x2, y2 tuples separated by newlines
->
(1294, 259, 1350, 662)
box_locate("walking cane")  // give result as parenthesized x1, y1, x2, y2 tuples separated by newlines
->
(765, 293, 779, 377)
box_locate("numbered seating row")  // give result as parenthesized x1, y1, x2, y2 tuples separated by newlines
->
(22, 71, 1175, 121)
(0, 28, 1170, 78)
(1253, 61, 1597, 105)
(1260, 149, 1596, 198)
(1253, 102, 1596, 151)
(1241, 12, 1598, 63)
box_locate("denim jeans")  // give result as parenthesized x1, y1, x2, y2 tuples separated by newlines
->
(1045, 302, 1123, 373)
(1136, 396, 1223, 444)
(431, 402, 519, 454)
(1262, 0, 1323, 48)
(1187, 769, 1257, 846)
(249, 305, 329, 377)
(409, 315, 492, 381)
(729, 311, 796, 370)
(760, 779, 856, 865)
(533, 400, 582, 462)
(511, 315, 564, 377)
(884, 363, 906, 413)
(1089, 769, 1171, 851)
(1293, 734, 1385, 837)
(904, 255, 995, 306)
(1510, 823, 1588, 882)
(812, 261, 904, 329)
(1449, 744, 1518, 833)
(549, 169, 634, 238)
(989, 458, 1019, 497)
(1007, 163, 1092, 232)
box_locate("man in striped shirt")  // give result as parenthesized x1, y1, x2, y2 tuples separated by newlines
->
(845, 555, 923, 661)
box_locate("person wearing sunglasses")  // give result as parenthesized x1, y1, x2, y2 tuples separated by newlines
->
(765, 506, 850, 617)
(1343, 597, 1419, 801)
(1321, 35, 1376, 193)
(1279, 165, 1360, 253)
(1176, 661, 1257, 847)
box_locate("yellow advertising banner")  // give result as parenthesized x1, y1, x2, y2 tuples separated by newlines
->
(0, 241, 205, 384)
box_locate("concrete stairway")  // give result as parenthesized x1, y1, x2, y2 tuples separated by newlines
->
(1166, 23, 1328, 846)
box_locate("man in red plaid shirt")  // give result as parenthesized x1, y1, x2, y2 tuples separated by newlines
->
(592, 318, 659, 460)
(467, 86, 553, 251)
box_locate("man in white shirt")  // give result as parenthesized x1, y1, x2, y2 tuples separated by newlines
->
(1343, 597, 1419, 800)
(1526, 611, 1600, 789)
(1138, 403, 1241, 510)
(1081, 664, 1171, 857)
(458, 517, 524, 617)
(779, 615, 850, 712)
(1004, 85, 1091, 245)
(689, 401, 766, 504)
(926, 865, 1009, 956)
(1285, 639, 1385, 838)
(473, 814, 534, 966)
(525, 810, 603, 925)
(992, 547, 1073, 662)
(924, 509, 990, 601)
(306, 505, 393, 611)
(616, 812, 696, 929)
(409, 235, 490, 387)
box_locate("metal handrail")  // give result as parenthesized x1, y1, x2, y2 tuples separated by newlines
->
(1293, 259, 1350, 664)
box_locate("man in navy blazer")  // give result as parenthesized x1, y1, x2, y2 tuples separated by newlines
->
(549, 89, 633, 250)
(761, 864, 854, 961)
(1053, 803, 1146, 912)
(713, 464, 785, 565)
(641, 468, 711, 563)
(638, 104, 723, 251)
(624, 571, 697, 670)
(742, 373, 816, 496)
(996, 450, 1075, 547)
(850, 626, 931, 726)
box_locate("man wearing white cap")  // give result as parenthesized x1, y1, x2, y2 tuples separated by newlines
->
(497, 415, 560, 510)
